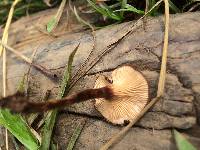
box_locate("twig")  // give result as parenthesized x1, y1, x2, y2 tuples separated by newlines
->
(0, 41, 32, 63)
(99, 0, 169, 149)
(0, 41, 58, 80)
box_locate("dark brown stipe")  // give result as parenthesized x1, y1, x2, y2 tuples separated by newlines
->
(0, 87, 114, 113)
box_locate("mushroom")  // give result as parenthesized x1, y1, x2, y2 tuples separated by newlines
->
(94, 66, 149, 124)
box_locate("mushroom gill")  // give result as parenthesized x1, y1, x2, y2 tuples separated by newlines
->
(94, 66, 149, 125)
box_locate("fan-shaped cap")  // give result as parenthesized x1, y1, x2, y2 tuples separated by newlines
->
(94, 66, 149, 124)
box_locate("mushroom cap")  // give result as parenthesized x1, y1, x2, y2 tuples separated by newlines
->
(94, 66, 149, 124)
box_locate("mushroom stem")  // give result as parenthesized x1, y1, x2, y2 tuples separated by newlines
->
(0, 86, 113, 113)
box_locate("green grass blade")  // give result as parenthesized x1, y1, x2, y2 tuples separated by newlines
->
(39, 111, 57, 150)
(120, 0, 127, 17)
(66, 120, 86, 150)
(148, 0, 158, 16)
(125, 4, 144, 14)
(115, 4, 144, 15)
(99, 3, 122, 21)
(72, 6, 94, 31)
(87, 0, 107, 16)
(47, 17, 57, 33)
(17, 74, 26, 93)
(168, 0, 181, 13)
(87, 0, 122, 21)
(40, 44, 80, 150)
(59, 43, 80, 97)
(0, 110, 39, 150)
(173, 130, 197, 150)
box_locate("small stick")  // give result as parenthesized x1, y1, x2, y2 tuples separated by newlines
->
(0, 40, 58, 79)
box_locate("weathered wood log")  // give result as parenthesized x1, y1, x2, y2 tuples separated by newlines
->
(0, 8, 200, 149)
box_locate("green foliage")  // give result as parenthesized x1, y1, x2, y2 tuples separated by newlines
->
(173, 130, 197, 150)
(39, 110, 57, 150)
(0, 110, 39, 150)
(115, 4, 144, 15)
(47, 17, 57, 32)
(87, 0, 122, 21)
(39, 44, 79, 150)
(86, 0, 200, 23)
(59, 43, 80, 97)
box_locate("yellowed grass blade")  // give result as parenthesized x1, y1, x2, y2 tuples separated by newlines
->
(157, 0, 169, 97)
(2, 44, 7, 97)
(0, 0, 21, 56)
(1, 1, 22, 149)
